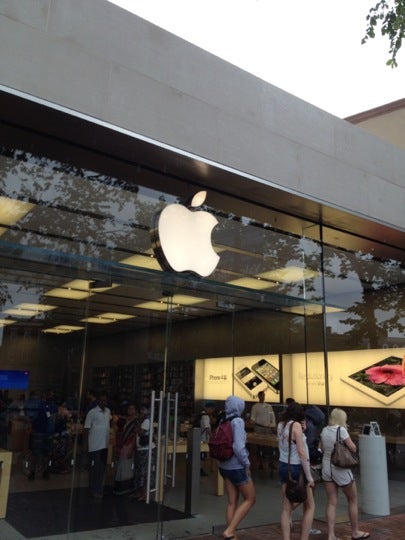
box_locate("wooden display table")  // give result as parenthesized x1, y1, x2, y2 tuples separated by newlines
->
(0, 449, 12, 518)
(247, 432, 278, 448)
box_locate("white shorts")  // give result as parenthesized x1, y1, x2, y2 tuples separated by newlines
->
(322, 460, 354, 487)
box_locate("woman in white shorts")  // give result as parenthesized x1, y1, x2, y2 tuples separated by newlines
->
(320, 408, 370, 540)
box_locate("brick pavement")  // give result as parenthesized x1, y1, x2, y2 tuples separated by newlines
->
(183, 509, 405, 540)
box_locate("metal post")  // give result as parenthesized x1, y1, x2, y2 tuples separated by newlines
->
(185, 427, 201, 515)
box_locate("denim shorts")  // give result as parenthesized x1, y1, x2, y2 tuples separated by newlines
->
(219, 467, 250, 486)
(279, 461, 302, 484)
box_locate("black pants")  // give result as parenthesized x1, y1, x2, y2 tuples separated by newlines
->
(88, 448, 107, 497)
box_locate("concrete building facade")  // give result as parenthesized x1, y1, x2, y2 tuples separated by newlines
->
(0, 1, 404, 538)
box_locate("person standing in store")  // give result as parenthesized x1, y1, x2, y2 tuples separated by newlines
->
(199, 405, 213, 476)
(84, 391, 112, 499)
(320, 408, 370, 540)
(250, 391, 276, 434)
(84, 389, 98, 416)
(304, 405, 325, 468)
(27, 389, 58, 480)
(277, 402, 315, 540)
(113, 403, 139, 495)
(303, 404, 325, 536)
(219, 395, 256, 540)
(131, 405, 156, 501)
(249, 390, 276, 469)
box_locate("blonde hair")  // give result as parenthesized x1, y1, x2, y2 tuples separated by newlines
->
(328, 408, 347, 427)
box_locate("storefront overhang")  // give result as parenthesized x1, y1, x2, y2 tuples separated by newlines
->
(0, 87, 404, 264)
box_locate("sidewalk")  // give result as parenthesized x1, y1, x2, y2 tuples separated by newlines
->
(185, 508, 405, 540)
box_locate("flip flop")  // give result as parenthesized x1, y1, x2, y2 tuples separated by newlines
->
(352, 534, 370, 540)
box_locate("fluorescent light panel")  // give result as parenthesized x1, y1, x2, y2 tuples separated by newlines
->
(81, 312, 135, 324)
(42, 325, 84, 334)
(15, 303, 56, 312)
(81, 317, 114, 324)
(0, 319, 16, 326)
(45, 287, 93, 300)
(226, 277, 277, 290)
(135, 301, 169, 311)
(45, 279, 117, 300)
(0, 197, 35, 236)
(99, 312, 135, 320)
(121, 253, 162, 271)
(3, 303, 57, 318)
(166, 295, 208, 305)
(283, 304, 344, 316)
(258, 266, 319, 283)
(135, 294, 208, 311)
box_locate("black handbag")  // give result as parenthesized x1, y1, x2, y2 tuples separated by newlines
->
(331, 427, 358, 468)
(285, 422, 307, 503)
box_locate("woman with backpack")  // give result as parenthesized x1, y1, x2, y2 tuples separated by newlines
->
(217, 395, 256, 540)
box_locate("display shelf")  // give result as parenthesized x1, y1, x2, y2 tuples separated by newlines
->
(93, 362, 194, 419)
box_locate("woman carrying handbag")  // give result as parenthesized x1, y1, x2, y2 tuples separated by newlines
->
(320, 408, 370, 540)
(277, 402, 315, 540)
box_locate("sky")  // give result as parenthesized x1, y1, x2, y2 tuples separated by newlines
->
(108, 0, 404, 118)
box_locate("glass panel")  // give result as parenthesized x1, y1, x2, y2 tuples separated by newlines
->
(323, 228, 405, 479)
(0, 137, 327, 537)
(2, 115, 403, 537)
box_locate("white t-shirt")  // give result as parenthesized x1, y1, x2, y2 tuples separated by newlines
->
(137, 418, 155, 450)
(251, 402, 275, 427)
(320, 425, 354, 486)
(84, 405, 111, 452)
(200, 412, 211, 442)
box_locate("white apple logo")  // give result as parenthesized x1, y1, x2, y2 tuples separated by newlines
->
(152, 191, 220, 277)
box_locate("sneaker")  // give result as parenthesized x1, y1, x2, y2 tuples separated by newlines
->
(309, 528, 322, 535)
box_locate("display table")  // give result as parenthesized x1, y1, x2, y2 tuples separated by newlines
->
(247, 432, 278, 448)
(0, 449, 12, 519)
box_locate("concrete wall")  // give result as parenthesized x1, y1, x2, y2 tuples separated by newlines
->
(0, 0, 404, 231)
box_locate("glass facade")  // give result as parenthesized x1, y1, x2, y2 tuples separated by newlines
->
(0, 99, 404, 538)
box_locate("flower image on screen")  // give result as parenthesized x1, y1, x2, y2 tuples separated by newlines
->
(349, 356, 405, 398)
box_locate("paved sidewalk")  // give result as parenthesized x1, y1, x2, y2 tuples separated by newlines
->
(184, 509, 405, 540)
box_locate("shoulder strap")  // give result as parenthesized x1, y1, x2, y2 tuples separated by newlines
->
(288, 421, 295, 468)
(336, 426, 341, 442)
(225, 414, 239, 423)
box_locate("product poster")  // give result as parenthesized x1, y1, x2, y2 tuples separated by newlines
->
(289, 348, 405, 407)
(196, 348, 405, 408)
(195, 355, 281, 402)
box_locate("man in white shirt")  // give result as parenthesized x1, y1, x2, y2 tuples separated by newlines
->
(250, 391, 276, 469)
(199, 407, 212, 476)
(84, 392, 111, 499)
(250, 391, 276, 434)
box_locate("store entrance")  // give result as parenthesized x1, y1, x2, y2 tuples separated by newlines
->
(1, 246, 305, 538)
(96, 268, 298, 540)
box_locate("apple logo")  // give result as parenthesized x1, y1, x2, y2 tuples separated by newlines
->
(151, 191, 220, 277)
